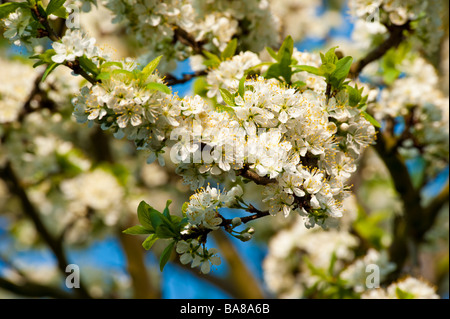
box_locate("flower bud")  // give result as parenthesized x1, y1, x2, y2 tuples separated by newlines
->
(231, 217, 242, 227)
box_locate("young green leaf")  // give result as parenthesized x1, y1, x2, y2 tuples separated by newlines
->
(145, 82, 171, 94)
(192, 76, 208, 96)
(276, 35, 294, 62)
(318, 63, 336, 75)
(50, 5, 68, 18)
(159, 240, 176, 271)
(244, 62, 272, 75)
(137, 201, 156, 231)
(181, 202, 189, 217)
(96, 72, 111, 81)
(238, 75, 246, 98)
(292, 80, 306, 89)
(155, 224, 177, 239)
(41, 62, 59, 82)
(264, 63, 282, 81)
(78, 55, 99, 76)
(323, 46, 339, 65)
(219, 88, 236, 106)
(175, 217, 189, 233)
(100, 61, 123, 70)
(293, 65, 323, 76)
(46, 0, 66, 16)
(277, 36, 294, 83)
(202, 50, 221, 68)
(142, 234, 158, 250)
(362, 111, 381, 128)
(111, 69, 134, 80)
(331, 56, 353, 84)
(346, 85, 362, 107)
(122, 225, 154, 235)
(395, 287, 415, 299)
(162, 200, 172, 219)
(221, 38, 238, 60)
(142, 55, 162, 75)
(265, 46, 279, 61)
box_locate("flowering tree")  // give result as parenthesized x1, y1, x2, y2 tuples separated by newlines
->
(0, 0, 448, 299)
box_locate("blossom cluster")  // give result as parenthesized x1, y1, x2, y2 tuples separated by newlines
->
(102, 0, 279, 72)
(348, 0, 444, 55)
(183, 184, 243, 231)
(51, 29, 100, 63)
(372, 56, 449, 178)
(1, 7, 34, 48)
(262, 196, 398, 298)
(176, 239, 221, 274)
(361, 276, 440, 299)
(72, 46, 376, 230)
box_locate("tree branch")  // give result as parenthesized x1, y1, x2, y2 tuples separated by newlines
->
(164, 70, 207, 86)
(236, 166, 277, 186)
(349, 22, 411, 78)
(211, 229, 266, 298)
(173, 26, 206, 57)
(0, 277, 74, 299)
(0, 162, 91, 298)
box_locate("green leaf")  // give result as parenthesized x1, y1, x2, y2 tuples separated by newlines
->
(0, 2, 29, 19)
(323, 46, 339, 65)
(46, 0, 66, 15)
(329, 56, 353, 89)
(244, 62, 272, 75)
(277, 35, 294, 62)
(318, 63, 336, 75)
(31, 49, 56, 67)
(181, 202, 189, 217)
(122, 225, 154, 235)
(328, 252, 337, 276)
(162, 200, 172, 219)
(347, 85, 362, 107)
(192, 76, 208, 96)
(96, 72, 111, 80)
(292, 80, 306, 89)
(276, 36, 294, 83)
(176, 217, 189, 233)
(51, 5, 68, 18)
(293, 65, 323, 76)
(221, 38, 237, 60)
(148, 209, 164, 230)
(170, 215, 182, 224)
(41, 62, 59, 82)
(78, 55, 99, 76)
(160, 240, 176, 271)
(142, 55, 162, 75)
(145, 82, 171, 94)
(36, 1, 47, 18)
(219, 88, 236, 106)
(238, 75, 246, 97)
(395, 287, 415, 299)
(100, 61, 123, 70)
(142, 234, 158, 250)
(264, 63, 282, 81)
(155, 224, 176, 239)
(362, 111, 381, 128)
(265, 46, 278, 61)
(137, 201, 156, 231)
(202, 50, 221, 68)
(112, 69, 134, 78)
